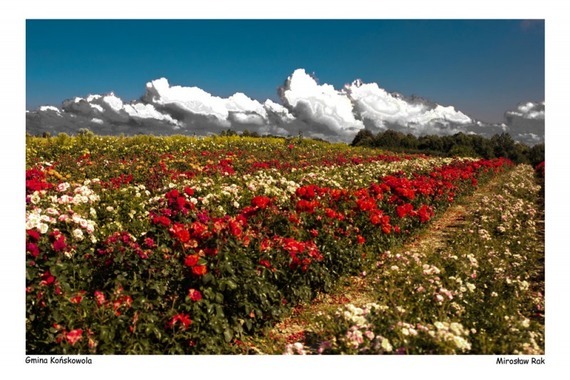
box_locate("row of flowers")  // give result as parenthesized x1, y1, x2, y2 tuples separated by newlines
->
(281, 164, 543, 355)
(26, 136, 514, 354)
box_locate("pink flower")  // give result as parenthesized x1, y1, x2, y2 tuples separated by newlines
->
(94, 291, 106, 306)
(65, 329, 83, 346)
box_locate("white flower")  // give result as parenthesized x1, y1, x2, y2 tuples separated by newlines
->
(72, 228, 84, 241)
(381, 338, 393, 352)
(85, 222, 95, 234)
(46, 208, 59, 216)
(30, 192, 41, 204)
(38, 223, 49, 234)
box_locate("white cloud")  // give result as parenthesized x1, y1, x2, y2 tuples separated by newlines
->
(26, 69, 544, 145)
(145, 77, 230, 121)
(345, 79, 472, 133)
(279, 69, 365, 140)
(507, 101, 545, 120)
(39, 105, 61, 114)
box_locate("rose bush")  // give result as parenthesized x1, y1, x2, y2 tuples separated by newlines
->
(26, 135, 513, 354)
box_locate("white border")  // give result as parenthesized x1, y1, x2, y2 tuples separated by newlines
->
(3, 1, 567, 379)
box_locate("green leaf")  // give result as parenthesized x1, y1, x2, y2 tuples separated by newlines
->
(226, 280, 237, 290)
(223, 328, 233, 343)
(202, 273, 213, 284)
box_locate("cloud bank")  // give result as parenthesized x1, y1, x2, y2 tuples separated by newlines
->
(26, 69, 544, 145)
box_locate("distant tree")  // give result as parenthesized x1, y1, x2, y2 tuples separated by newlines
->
(491, 133, 516, 159)
(77, 128, 94, 137)
(376, 130, 405, 148)
(448, 144, 478, 158)
(401, 133, 419, 149)
(418, 135, 445, 152)
(527, 143, 545, 167)
(351, 129, 375, 147)
(471, 135, 494, 159)
(220, 129, 237, 137)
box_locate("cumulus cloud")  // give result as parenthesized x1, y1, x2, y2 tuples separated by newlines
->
(344, 79, 472, 136)
(278, 69, 365, 141)
(26, 69, 545, 145)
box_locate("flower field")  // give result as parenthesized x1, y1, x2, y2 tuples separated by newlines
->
(25, 134, 543, 354)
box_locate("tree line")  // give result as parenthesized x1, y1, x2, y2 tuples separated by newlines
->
(351, 129, 544, 167)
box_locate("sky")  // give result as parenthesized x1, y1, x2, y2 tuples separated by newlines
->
(26, 19, 544, 124)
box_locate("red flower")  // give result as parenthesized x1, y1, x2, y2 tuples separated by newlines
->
(94, 291, 106, 306)
(192, 265, 208, 276)
(26, 242, 40, 258)
(369, 210, 384, 225)
(282, 238, 304, 255)
(70, 291, 86, 304)
(325, 208, 337, 219)
(143, 237, 156, 249)
(65, 329, 83, 346)
(296, 199, 319, 213)
(183, 186, 194, 196)
(188, 288, 202, 302)
(52, 234, 67, 252)
(417, 205, 434, 223)
(296, 185, 317, 200)
(169, 313, 192, 330)
(357, 235, 365, 244)
(259, 259, 272, 268)
(170, 223, 190, 243)
(251, 195, 271, 209)
(396, 203, 414, 218)
(27, 229, 41, 242)
(190, 222, 209, 240)
(357, 196, 376, 212)
(39, 271, 55, 286)
(260, 239, 272, 251)
(228, 219, 243, 238)
(152, 214, 171, 227)
(184, 254, 200, 267)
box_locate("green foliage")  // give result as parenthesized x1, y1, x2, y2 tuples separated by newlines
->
(352, 130, 543, 164)
(25, 134, 520, 354)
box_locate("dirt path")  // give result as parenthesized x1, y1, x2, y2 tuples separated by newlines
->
(243, 172, 518, 353)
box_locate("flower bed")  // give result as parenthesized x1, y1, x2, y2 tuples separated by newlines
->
(26, 135, 514, 354)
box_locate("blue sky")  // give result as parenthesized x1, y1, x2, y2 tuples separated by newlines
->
(26, 19, 544, 123)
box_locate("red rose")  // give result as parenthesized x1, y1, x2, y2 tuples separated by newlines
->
(192, 265, 208, 276)
(52, 234, 67, 252)
(251, 195, 271, 209)
(188, 288, 202, 302)
(184, 254, 200, 267)
(170, 223, 190, 243)
(169, 313, 192, 330)
(70, 291, 85, 304)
